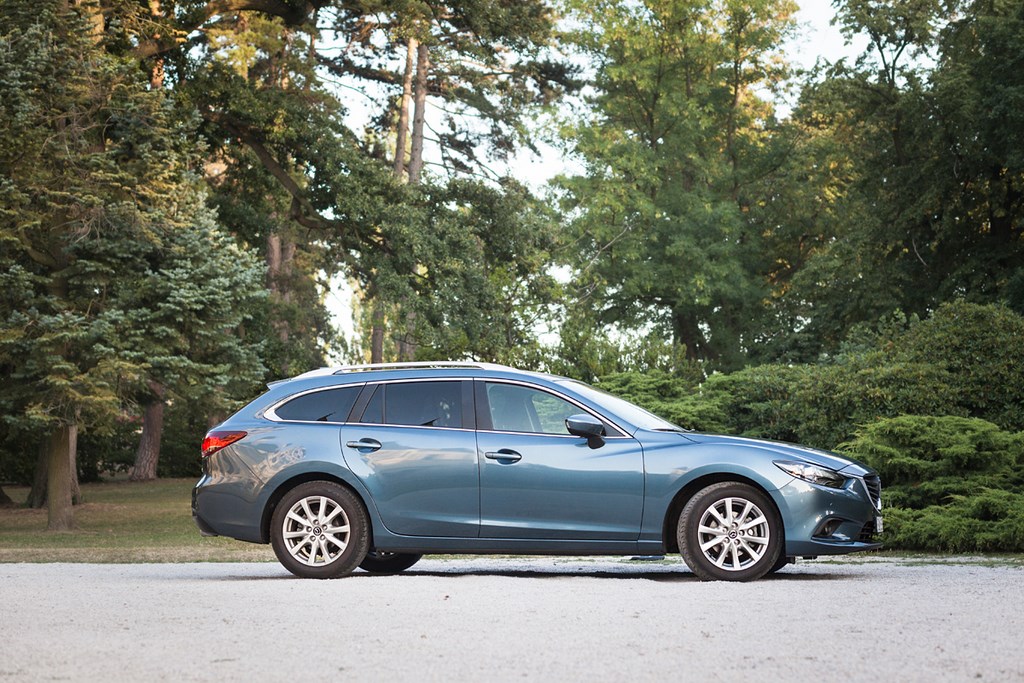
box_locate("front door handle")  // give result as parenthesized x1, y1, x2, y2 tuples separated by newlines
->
(346, 438, 382, 452)
(485, 449, 522, 463)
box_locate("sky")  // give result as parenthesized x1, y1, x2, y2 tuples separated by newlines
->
(323, 1, 868, 362)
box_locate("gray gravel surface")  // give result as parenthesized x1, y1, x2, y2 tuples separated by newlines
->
(2, 556, 1022, 682)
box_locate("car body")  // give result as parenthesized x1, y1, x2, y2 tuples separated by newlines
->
(193, 362, 882, 580)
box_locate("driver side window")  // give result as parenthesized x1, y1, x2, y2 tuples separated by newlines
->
(484, 383, 580, 435)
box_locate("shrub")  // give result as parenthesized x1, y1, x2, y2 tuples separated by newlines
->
(880, 491, 1024, 552)
(896, 301, 1024, 431)
(595, 369, 729, 432)
(700, 364, 806, 442)
(840, 415, 1024, 551)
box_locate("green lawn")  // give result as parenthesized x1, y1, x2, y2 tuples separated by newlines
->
(0, 478, 275, 563)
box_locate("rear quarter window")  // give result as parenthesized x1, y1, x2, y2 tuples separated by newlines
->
(274, 386, 361, 423)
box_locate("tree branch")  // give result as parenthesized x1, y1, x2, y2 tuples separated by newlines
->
(133, 0, 326, 59)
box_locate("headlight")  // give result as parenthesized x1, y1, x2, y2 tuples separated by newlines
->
(774, 460, 847, 489)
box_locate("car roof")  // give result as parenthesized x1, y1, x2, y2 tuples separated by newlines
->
(273, 362, 562, 385)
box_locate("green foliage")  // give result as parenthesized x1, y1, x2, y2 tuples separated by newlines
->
(878, 492, 1024, 553)
(0, 0, 267, 488)
(558, 0, 797, 370)
(699, 365, 808, 442)
(840, 415, 1024, 506)
(595, 368, 727, 432)
(895, 301, 1024, 430)
(841, 415, 1024, 552)
(767, 0, 1024, 356)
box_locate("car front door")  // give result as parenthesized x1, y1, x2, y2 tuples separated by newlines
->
(475, 380, 645, 540)
(341, 379, 479, 537)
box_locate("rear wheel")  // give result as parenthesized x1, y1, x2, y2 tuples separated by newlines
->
(270, 481, 369, 579)
(359, 551, 423, 574)
(678, 482, 782, 582)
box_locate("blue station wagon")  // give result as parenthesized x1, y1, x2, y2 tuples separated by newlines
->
(193, 362, 882, 581)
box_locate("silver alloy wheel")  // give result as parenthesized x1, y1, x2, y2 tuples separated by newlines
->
(696, 496, 771, 572)
(281, 495, 351, 567)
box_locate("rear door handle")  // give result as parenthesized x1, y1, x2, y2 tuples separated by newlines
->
(346, 438, 382, 452)
(485, 449, 522, 463)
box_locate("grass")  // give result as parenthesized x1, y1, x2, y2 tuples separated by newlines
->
(0, 478, 275, 563)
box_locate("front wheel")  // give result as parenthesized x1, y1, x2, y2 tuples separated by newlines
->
(678, 482, 782, 582)
(359, 551, 423, 574)
(270, 481, 369, 579)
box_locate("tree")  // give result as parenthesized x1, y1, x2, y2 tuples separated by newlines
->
(119, 211, 267, 481)
(0, 0, 267, 522)
(557, 0, 797, 370)
(767, 0, 1024, 357)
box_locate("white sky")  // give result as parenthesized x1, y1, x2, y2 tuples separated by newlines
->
(323, 1, 867, 361)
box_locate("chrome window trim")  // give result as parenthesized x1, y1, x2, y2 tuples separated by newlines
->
(263, 375, 633, 438)
(475, 428, 630, 440)
(346, 422, 475, 433)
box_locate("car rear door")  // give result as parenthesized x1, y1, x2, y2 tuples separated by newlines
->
(340, 379, 479, 537)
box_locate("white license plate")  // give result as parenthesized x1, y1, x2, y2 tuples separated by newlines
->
(875, 516, 884, 533)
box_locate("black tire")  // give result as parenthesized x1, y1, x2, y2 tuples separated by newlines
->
(767, 554, 792, 575)
(359, 551, 423, 574)
(270, 481, 369, 579)
(678, 482, 783, 582)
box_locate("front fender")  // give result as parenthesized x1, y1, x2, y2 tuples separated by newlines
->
(639, 441, 796, 545)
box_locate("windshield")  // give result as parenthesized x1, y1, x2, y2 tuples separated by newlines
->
(557, 380, 684, 432)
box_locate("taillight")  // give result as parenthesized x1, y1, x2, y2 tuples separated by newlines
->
(201, 430, 247, 457)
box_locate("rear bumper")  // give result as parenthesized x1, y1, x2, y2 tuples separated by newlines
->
(192, 473, 264, 543)
(191, 481, 218, 536)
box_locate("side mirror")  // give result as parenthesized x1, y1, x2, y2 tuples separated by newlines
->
(566, 414, 606, 449)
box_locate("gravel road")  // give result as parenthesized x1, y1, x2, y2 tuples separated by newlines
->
(2, 556, 1021, 682)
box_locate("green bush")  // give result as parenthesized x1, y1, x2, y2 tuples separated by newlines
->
(896, 301, 1024, 431)
(880, 491, 1024, 552)
(596, 369, 729, 432)
(840, 415, 1024, 551)
(700, 364, 806, 442)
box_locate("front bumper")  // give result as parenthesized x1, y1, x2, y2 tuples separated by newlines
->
(777, 476, 883, 557)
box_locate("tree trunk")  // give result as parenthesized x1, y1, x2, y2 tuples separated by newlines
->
(267, 230, 294, 372)
(393, 38, 418, 178)
(408, 42, 430, 185)
(672, 310, 706, 362)
(70, 443, 81, 505)
(398, 308, 417, 361)
(27, 431, 80, 508)
(371, 302, 385, 363)
(28, 440, 48, 508)
(46, 422, 77, 531)
(130, 382, 166, 482)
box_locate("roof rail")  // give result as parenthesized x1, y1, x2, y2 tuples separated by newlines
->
(331, 361, 503, 374)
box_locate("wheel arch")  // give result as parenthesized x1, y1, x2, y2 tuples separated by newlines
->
(260, 471, 373, 545)
(661, 472, 785, 554)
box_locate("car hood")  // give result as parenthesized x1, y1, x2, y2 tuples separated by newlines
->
(683, 433, 874, 475)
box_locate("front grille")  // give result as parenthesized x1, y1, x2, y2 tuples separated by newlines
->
(863, 474, 882, 509)
(858, 521, 876, 543)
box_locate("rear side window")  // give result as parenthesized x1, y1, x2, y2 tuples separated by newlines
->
(358, 381, 464, 428)
(274, 386, 361, 423)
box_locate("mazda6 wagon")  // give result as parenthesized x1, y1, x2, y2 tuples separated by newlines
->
(192, 362, 882, 581)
